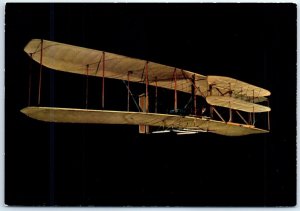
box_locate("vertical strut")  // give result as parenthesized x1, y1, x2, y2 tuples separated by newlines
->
(102, 52, 105, 109)
(209, 85, 213, 118)
(155, 77, 158, 113)
(267, 99, 270, 130)
(145, 61, 149, 113)
(252, 89, 255, 125)
(253, 106, 255, 125)
(85, 64, 89, 109)
(191, 74, 196, 115)
(228, 83, 232, 122)
(127, 71, 132, 111)
(229, 101, 232, 122)
(28, 53, 33, 106)
(38, 39, 43, 105)
(174, 68, 177, 111)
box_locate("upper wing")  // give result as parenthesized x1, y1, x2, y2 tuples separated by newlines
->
(24, 39, 271, 112)
(24, 39, 208, 96)
(21, 106, 269, 136)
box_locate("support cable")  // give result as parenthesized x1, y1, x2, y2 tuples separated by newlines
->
(127, 71, 132, 111)
(85, 64, 89, 109)
(122, 80, 142, 112)
(235, 110, 249, 125)
(145, 61, 149, 113)
(38, 39, 43, 106)
(212, 106, 225, 122)
(155, 77, 158, 113)
(102, 52, 105, 109)
(28, 53, 33, 106)
(267, 99, 270, 131)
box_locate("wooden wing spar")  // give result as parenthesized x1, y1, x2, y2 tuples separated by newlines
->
(22, 39, 272, 136)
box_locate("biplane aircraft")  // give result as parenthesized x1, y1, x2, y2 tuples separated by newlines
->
(21, 39, 271, 136)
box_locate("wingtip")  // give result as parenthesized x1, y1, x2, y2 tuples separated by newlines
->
(20, 106, 30, 115)
(23, 38, 43, 54)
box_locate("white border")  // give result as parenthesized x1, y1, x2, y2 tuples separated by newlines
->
(2, 0, 300, 2)
(1, 0, 298, 210)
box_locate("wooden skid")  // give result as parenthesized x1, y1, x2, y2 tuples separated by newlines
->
(21, 107, 269, 136)
(206, 96, 271, 113)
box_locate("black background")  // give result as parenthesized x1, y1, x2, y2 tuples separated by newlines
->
(5, 3, 296, 206)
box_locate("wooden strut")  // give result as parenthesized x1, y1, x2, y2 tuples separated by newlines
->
(192, 74, 196, 115)
(28, 53, 33, 106)
(209, 85, 213, 118)
(235, 110, 249, 125)
(229, 106, 233, 122)
(102, 52, 105, 109)
(38, 39, 43, 105)
(127, 71, 132, 111)
(85, 64, 89, 109)
(145, 61, 149, 113)
(247, 90, 254, 124)
(267, 99, 270, 130)
(252, 89, 255, 125)
(212, 106, 225, 122)
(174, 68, 177, 111)
(253, 106, 255, 125)
(228, 83, 232, 122)
(155, 76, 158, 113)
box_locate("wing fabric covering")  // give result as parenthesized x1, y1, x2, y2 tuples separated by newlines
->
(21, 107, 269, 136)
(24, 39, 271, 101)
(23, 39, 271, 135)
(24, 39, 208, 96)
(206, 96, 271, 113)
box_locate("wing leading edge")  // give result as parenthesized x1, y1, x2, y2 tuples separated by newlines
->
(21, 107, 269, 136)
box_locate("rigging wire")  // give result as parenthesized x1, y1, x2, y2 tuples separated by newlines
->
(122, 80, 142, 112)
(28, 53, 33, 106)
